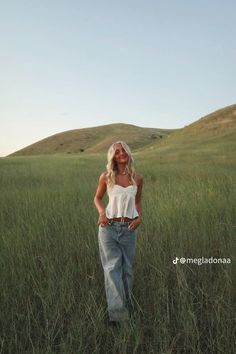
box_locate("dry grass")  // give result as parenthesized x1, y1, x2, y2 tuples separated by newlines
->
(8, 123, 177, 157)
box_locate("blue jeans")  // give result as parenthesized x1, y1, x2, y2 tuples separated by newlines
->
(98, 221, 137, 321)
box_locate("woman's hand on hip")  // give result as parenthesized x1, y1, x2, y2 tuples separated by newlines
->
(128, 216, 142, 231)
(98, 214, 109, 227)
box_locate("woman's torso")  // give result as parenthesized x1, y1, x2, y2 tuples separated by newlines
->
(105, 175, 139, 219)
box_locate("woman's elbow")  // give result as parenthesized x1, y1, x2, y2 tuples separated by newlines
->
(94, 195, 101, 205)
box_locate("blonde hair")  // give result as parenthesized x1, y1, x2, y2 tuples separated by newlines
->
(106, 141, 136, 188)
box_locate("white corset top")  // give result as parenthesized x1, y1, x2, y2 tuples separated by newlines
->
(105, 184, 139, 219)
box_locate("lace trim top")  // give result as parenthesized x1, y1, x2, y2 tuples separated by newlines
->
(105, 184, 139, 219)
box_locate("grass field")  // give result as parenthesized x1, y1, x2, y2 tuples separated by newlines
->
(0, 144, 235, 353)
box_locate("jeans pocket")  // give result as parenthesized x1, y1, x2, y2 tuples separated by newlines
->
(99, 225, 106, 231)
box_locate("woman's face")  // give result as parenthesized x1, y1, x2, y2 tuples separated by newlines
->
(113, 143, 129, 164)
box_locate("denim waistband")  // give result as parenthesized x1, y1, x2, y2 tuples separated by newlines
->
(108, 220, 131, 226)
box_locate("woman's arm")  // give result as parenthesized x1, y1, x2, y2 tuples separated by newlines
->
(128, 174, 144, 231)
(135, 175, 144, 220)
(93, 172, 109, 226)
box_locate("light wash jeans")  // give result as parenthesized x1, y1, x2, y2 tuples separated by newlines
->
(98, 220, 137, 321)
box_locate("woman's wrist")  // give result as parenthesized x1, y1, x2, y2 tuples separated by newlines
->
(137, 215, 142, 222)
(99, 210, 106, 216)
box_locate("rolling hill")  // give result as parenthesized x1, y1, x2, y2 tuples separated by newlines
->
(7, 124, 178, 156)
(7, 104, 236, 157)
(142, 104, 236, 154)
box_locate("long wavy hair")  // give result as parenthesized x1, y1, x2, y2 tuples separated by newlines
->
(106, 141, 136, 188)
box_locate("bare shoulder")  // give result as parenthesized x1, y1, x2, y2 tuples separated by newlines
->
(99, 171, 108, 184)
(135, 173, 144, 187)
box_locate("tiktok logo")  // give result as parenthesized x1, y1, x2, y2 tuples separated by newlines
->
(172, 257, 179, 264)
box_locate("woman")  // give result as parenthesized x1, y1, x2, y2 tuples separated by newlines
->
(94, 141, 143, 324)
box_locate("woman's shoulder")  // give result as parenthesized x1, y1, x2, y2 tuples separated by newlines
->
(99, 171, 108, 183)
(134, 172, 144, 186)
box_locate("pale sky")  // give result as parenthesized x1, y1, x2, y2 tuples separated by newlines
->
(1, 0, 235, 157)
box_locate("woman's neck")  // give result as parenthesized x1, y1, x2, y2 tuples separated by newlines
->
(116, 164, 127, 175)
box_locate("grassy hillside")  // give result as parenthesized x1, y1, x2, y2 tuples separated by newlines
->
(140, 104, 236, 167)
(8, 104, 236, 158)
(8, 123, 177, 157)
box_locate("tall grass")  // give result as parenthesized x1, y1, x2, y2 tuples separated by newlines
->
(0, 151, 235, 353)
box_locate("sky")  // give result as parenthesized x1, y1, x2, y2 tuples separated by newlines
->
(0, 0, 235, 157)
